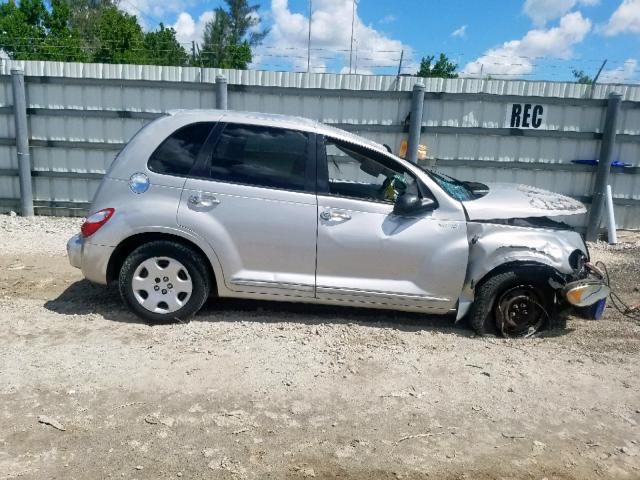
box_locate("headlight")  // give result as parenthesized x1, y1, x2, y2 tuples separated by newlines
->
(563, 280, 610, 307)
(569, 249, 587, 272)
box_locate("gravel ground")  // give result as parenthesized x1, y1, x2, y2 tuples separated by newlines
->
(1, 215, 639, 479)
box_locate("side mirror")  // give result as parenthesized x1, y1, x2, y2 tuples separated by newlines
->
(393, 193, 436, 215)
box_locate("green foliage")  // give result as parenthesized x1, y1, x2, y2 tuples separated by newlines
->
(92, 6, 144, 63)
(199, 0, 267, 69)
(0, 0, 187, 66)
(143, 23, 188, 66)
(572, 69, 593, 85)
(0, 0, 88, 61)
(417, 53, 459, 79)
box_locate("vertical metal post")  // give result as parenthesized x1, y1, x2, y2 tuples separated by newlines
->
(605, 184, 618, 245)
(586, 92, 622, 241)
(11, 68, 33, 217)
(406, 82, 425, 164)
(215, 75, 228, 110)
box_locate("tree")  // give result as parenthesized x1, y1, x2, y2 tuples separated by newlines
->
(572, 69, 593, 85)
(199, 0, 267, 69)
(143, 24, 188, 66)
(91, 5, 145, 64)
(64, 0, 117, 51)
(0, 0, 87, 61)
(0, 0, 190, 66)
(417, 53, 458, 79)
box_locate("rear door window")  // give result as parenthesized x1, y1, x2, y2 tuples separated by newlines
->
(207, 123, 310, 191)
(148, 122, 214, 176)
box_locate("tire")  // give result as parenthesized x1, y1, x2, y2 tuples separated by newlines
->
(469, 269, 554, 338)
(119, 240, 211, 323)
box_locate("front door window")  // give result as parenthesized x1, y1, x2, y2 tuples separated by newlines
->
(325, 138, 421, 204)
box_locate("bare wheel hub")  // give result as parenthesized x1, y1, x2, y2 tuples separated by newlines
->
(496, 286, 546, 338)
(132, 257, 193, 314)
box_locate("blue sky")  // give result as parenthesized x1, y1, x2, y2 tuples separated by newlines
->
(121, 0, 640, 83)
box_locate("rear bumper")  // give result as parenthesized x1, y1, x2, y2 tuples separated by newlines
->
(66, 234, 114, 285)
(67, 234, 83, 269)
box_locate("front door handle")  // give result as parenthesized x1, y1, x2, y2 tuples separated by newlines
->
(320, 210, 351, 222)
(188, 193, 220, 208)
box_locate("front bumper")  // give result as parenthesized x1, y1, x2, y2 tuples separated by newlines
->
(66, 233, 114, 285)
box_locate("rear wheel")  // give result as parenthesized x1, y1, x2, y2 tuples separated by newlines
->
(469, 269, 554, 338)
(119, 241, 210, 323)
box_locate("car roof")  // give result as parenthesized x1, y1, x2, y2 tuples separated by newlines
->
(167, 109, 387, 154)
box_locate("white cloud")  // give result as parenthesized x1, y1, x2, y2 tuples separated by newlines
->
(258, 0, 410, 73)
(173, 11, 215, 45)
(523, 0, 599, 26)
(601, 0, 640, 36)
(599, 58, 638, 83)
(378, 14, 397, 25)
(118, 0, 189, 29)
(463, 12, 592, 78)
(451, 25, 467, 38)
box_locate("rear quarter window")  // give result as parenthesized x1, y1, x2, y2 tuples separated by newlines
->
(148, 122, 214, 176)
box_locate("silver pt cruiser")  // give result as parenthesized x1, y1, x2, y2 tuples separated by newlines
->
(68, 110, 609, 337)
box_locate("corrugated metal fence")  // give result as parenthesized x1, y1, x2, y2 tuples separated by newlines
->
(0, 60, 639, 228)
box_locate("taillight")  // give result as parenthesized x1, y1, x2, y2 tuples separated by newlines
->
(81, 208, 115, 237)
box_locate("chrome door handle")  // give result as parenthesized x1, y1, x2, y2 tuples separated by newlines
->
(189, 193, 220, 208)
(332, 212, 351, 221)
(320, 210, 351, 222)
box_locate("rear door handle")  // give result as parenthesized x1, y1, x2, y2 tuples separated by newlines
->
(188, 193, 220, 208)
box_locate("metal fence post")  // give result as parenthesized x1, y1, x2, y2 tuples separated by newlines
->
(11, 68, 34, 217)
(215, 75, 228, 110)
(585, 92, 622, 241)
(406, 81, 425, 164)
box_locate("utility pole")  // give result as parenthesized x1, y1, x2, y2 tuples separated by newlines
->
(307, 0, 312, 73)
(396, 49, 404, 77)
(349, 0, 356, 74)
(585, 59, 607, 99)
(354, 41, 358, 75)
(593, 59, 607, 85)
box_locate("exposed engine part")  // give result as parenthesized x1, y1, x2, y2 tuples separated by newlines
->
(478, 216, 573, 231)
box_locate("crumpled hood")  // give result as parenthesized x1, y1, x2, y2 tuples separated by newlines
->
(462, 183, 587, 220)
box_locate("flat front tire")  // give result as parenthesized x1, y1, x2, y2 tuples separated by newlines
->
(119, 240, 210, 323)
(469, 269, 554, 338)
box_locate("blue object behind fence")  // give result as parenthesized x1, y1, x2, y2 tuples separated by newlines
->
(572, 159, 632, 167)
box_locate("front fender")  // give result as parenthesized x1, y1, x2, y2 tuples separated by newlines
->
(456, 222, 587, 321)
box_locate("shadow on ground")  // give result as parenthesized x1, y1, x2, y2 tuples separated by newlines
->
(44, 279, 476, 336)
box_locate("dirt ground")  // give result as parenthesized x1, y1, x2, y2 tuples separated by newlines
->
(1, 215, 639, 480)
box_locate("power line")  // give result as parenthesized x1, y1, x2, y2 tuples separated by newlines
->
(118, 0, 164, 28)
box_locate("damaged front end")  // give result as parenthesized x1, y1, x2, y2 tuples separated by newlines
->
(456, 216, 609, 323)
(453, 182, 611, 324)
